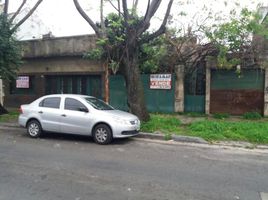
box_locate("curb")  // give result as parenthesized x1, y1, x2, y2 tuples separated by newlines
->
(137, 132, 209, 144)
(137, 132, 268, 150)
(0, 122, 19, 128)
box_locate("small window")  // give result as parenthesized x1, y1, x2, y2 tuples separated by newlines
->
(64, 98, 87, 111)
(39, 97, 61, 109)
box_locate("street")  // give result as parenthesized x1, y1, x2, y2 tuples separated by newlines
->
(0, 126, 268, 200)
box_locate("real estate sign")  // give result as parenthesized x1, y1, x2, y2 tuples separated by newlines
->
(16, 76, 29, 88)
(150, 74, 172, 89)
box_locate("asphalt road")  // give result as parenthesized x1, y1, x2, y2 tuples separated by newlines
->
(0, 126, 268, 200)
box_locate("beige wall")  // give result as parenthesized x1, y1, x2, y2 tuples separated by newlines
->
(19, 57, 104, 75)
(22, 35, 97, 58)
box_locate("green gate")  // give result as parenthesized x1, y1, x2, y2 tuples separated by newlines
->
(109, 74, 175, 113)
(109, 76, 128, 111)
(46, 75, 102, 99)
(184, 64, 206, 113)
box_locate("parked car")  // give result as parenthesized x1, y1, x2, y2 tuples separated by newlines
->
(18, 94, 140, 144)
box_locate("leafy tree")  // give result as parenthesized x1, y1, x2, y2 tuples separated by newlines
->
(0, 0, 43, 114)
(0, 14, 21, 81)
(205, 7, 268, 68)
(85, 14, 168, 74)
(165, 4, 268, 77)
(73, 0, 174, 121)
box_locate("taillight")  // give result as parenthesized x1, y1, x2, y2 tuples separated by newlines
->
(19, 106, 23, 114)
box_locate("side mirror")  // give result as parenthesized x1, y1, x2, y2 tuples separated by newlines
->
(79, 107, 89, 113)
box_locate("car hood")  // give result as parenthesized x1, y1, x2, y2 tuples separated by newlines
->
(100, 110, 138, 120)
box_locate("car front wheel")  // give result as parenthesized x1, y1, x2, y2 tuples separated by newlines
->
(27, 120, 42, 138)
(93, 124, 113, 145)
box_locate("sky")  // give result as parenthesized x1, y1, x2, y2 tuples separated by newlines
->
(6, 0, 268, 40)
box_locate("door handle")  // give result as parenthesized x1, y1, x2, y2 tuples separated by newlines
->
(61, 114, 66, 117)
(38, 111, 43, 114)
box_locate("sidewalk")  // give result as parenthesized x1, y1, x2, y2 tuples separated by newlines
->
(1, 121, 268, 150)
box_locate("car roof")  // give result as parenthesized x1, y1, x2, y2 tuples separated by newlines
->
(41, 94, 95, 99)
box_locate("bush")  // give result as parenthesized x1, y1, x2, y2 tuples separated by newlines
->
(243, 112, 262, 120)
(212, 113, 230, 119)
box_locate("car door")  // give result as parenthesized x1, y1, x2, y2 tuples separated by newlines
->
(60, 97, 92, 135)
(38, 97, 61, 132)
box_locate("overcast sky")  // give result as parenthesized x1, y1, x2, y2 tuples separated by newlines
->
(7, 0, 268, 40)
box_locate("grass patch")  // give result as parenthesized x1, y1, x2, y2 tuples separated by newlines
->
(212, 113, 230, 119)
(242, 112, 262, 120)
(0, 111, 19, 122)
(141, 114, 181, 134)
(183, 112, 208, 118)
(188, 120, 268, 144)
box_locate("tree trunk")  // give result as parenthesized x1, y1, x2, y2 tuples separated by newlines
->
(0, 103, 8, 115)
(122, 41, 150, 121)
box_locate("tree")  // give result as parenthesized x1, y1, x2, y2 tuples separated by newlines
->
(205, 7, 268, 69)
(73, 0, 174, 121)
(164, 3, 268, 77)
(0, 0, 43, 114)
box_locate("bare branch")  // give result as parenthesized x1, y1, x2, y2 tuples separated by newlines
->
(100, 0, 105, 30)
(141, 0, 173, 42)
(107, 0, 123, 16)
(138, 0, 161, 34)
(122, 0, 129, 24)
(118, 0, 121, 16)
(11, 0, 43, 33)
(132, 0, 139, 14)
(10, 0, 27, 23)
(73, 0, 102, 37)
(3, 0, 9, 15)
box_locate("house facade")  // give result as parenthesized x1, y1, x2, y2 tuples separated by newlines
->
(3, 30, 268, 116)
(4, 34, 106, 107)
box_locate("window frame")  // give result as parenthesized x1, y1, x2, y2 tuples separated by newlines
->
(64, 97, 88, 112)
(39, 97, 61, 109)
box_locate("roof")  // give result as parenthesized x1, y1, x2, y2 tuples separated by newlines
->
(21, 34, 97, 58)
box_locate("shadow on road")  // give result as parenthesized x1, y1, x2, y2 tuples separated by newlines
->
(19, 131, 134, 146)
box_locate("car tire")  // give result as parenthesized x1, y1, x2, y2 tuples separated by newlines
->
(27, 120, 42, 138)
(93, 124, 113, 145)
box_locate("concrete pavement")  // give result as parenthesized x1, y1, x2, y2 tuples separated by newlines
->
(0, 125, 268, 200)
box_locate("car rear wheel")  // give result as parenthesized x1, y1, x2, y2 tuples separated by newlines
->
(93, 124, 113, 145)
(27, 120, 42, 138)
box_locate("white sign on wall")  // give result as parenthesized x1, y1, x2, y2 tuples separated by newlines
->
(150, 74, 172, 90)
(16, 76, 29, 88)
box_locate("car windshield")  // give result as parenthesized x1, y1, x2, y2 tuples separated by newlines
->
(84, 97, 114, 110)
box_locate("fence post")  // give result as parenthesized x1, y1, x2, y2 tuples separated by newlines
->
(0, 79, 4, 106)
(264, 68, 268, 116)
(205, 57, 216, 115)
(174, 65, 184, 113)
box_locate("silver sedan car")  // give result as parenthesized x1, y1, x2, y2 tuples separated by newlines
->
(18, 94, 140, 144)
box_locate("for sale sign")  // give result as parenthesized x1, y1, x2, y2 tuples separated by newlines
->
(16, 76, 29, 88)
(150, 74, 172, 89)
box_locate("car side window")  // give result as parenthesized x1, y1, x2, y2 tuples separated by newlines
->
(64, 98, 87, 111)
(39, 97, 61, 109)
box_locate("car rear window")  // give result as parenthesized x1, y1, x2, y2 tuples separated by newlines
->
(39, 97, 61, 109)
